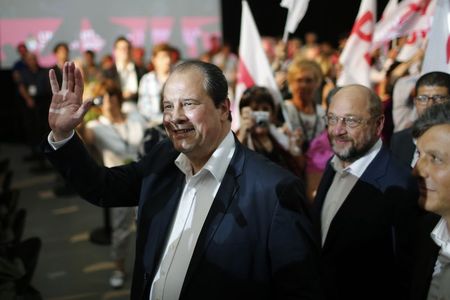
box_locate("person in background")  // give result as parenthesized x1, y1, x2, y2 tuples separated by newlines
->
(43, 60, 320, 299)
(410, 101, 450, 300)
(51, 42, 70, 85)
(303, 87, 338, 203)
(212, 42, 238, 100)
(132, 47, 147, 74)
(391, 71, 450, 167)
(102, 36, 145, 113)
(80, 79, 146, 289)
(80, 50, 101, 101)
(13, 53, 51, 168)
(237, 86, 304, 178)
(312, 84, 419, 299)
(137, 43, 173, 125)
(100, 54, 114, 72)
(284, 59, 326, 153)
(12, 42, 29, 73)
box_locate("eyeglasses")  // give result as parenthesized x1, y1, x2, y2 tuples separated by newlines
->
(414, 95, 450, 105)
(323, 114, 373, 128)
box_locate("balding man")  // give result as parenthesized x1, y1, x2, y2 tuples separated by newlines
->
(312, 84, 419, 300)
(42, 61, 320, 299)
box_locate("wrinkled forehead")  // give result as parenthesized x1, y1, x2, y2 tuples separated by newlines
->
(163, 68, 206, 98)
(329, 86, 371, 115)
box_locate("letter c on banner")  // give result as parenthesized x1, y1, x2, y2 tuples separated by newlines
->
(351, 11, 374, 42)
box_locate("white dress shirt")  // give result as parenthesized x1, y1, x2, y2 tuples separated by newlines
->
(427, 218, 450, 300)
(321, 139, 382, 244)
(137, 72, 164, 123)
(47, 130, 236, 300)
(149, 131, 235, 300)
(116, 61, 138, 95)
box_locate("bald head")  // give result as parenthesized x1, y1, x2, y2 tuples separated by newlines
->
(331, 84, 383, 118)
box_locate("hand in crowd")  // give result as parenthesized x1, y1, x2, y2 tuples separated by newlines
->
(48, 61, 92, 141)
(240, 106, 256, 132)
(237, 106, 255, 142)
(284, 126, 304, 155)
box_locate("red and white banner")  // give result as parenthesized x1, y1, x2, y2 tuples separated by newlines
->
(337, 0, 376, 88)
(372, 0, 436, 51)
(396, 31, 427, 62)
(381, 0, 398, 20)
(233, 1, 283, 130)
(421, 0, 450, 74)
(280, 0, 310, 42)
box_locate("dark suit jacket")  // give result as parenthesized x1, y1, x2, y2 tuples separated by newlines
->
(102, 63, 146, 101)
(312, 146, 419, 300)
(390, 127, 415, 167)
(43, 134, 320, 300)
(410, 213, 440, 300)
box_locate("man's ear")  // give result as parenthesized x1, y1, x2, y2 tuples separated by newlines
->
(220, 98, 231, 121)
(376, 114, 385, 136)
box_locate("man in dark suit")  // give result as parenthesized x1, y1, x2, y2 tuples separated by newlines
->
(312, 84, 419, 300)
(390, 71, 450, 167)
(43, 61, 320, 299)
(102, 36, 146, 106)
(410, 101, 450, 300)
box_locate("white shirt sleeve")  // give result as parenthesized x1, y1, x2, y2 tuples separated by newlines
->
(47, 130, 75, 150)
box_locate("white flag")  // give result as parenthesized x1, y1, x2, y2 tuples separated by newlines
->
(381, 0, 398, 20)
(233, 1, 284, 131)
(280, 0, 310, 42)
(372, 0, 436, 51)
(422, 0, 450, 73)
(396, 31, 427, 62)
(337, 0, 376, 88)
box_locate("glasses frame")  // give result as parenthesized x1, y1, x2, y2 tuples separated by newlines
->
(323, 114, 377, 129)
(414, 95, 450, 106)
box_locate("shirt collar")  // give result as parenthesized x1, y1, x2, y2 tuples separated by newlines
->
(175, 131, 235, 182)
(116, 61, 133, 72)
(331, 138, 382, 178)
(431, 218, 450, 258)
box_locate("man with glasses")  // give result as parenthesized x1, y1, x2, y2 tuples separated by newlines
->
(391, 72, 450, 167)
(311, 84, 419, 300)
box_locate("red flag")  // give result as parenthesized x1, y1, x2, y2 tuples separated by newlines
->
(396, 31, 427, 62)
(422, 0, 450, 73)
(372, 0, 436, 51)
(337, 0, 376, 87)
(233, 1, 284, 130)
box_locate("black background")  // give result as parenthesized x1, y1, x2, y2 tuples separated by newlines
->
(222, 0, 390, 50)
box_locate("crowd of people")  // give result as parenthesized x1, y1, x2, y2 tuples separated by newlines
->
(8, 29, 450, 299)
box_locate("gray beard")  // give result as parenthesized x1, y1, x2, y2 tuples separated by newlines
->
(332, 137, 377, 164)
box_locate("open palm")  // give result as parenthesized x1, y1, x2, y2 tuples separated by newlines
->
(48, 62, 92, 140)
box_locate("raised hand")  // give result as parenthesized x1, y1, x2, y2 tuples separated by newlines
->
(48, 61, 92, 141)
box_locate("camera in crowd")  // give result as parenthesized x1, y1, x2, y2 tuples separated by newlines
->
(91, 95, 103, 106)
(252, 111, 270, 127)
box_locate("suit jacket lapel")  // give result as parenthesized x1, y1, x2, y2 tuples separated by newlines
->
(180, 139, 244, 296)
(312, 162, 336, 246)
(320, 148, 389, 250)
(137, 146, 184, 280)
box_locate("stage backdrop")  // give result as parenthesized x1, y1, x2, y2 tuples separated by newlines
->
(0, 0, 221, 69)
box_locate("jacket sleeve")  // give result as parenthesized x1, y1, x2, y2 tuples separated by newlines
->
(42, 133, 144, 207)
(269, 178, 323, 300)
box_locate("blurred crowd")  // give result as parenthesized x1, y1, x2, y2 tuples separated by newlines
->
(9, 30, 434, 290)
